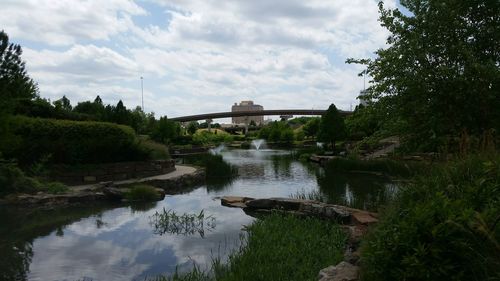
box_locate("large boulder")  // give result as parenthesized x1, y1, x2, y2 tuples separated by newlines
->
(318, 261, 359, 281)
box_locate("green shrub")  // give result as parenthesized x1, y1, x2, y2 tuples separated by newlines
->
(43, 182, 68, 194)
(3, 115, 149, 165)
(360, 154, 500, 281)
(0, 162, 40, 195)
(139, 138, 170, 160)
(125, 184, 161, 201)
(192, 130, 233, 145)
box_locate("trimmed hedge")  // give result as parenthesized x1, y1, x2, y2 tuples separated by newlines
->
(2, 115, 149, 164)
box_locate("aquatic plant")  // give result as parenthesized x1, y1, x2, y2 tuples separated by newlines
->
(150, 209, 216, 238)
(148, 213, 346, 281)
(290, 189, 326, 202)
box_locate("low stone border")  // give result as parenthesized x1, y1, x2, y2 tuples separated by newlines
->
(1, 167, 206, 208)
(50, 160, 176, 185)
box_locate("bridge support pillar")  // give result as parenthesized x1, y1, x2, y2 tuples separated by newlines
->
(206, 119, 213, 133)
(244, 116, 249, 135)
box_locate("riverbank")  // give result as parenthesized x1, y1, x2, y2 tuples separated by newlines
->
(0, 165, 205, 208)
(148, 152, 499, 281)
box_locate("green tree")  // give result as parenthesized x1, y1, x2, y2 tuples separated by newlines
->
(345, 104, 381, 139)
(303, 117, 321, 139)
(348, 0, 500, 151)
(0, 30, 38, 138)
(187, 121, 198, 135)
(53, 95, 72, 112)
(318, 104, 346, 152)
(152, 117, 180, 144)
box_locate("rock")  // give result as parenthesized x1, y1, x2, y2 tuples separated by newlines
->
(270, 197, 307, 210)
(341, 225, 368, 247)
(221, 196, 254, 208)
(96, 181, 114, 189)
(245, 198, 277, 209)
(344, 249, 361, 265)
(318, 261, 359, 281)
(351, 211, 378, 225)
(102, 187, 127, 200)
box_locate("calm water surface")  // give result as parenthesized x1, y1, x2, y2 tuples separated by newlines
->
(0, 149, 396, 281)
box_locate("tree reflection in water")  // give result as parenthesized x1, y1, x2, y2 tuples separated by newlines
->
(150, 208, 216, 238)
(315, 168, 398, 211)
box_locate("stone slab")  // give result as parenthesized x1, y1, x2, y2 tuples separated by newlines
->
(351, 211, 378, 225)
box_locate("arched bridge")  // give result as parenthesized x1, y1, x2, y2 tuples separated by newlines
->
(169, 109, 352, 122)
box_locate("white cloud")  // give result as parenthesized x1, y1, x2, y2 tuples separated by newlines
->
(5, 0, 396, 118)
(0, 0, 146, 45)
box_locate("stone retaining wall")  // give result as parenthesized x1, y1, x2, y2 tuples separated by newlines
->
(51, 160, 176, 185)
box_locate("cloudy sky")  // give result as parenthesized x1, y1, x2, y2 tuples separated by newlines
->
(2, 0, 398, 119)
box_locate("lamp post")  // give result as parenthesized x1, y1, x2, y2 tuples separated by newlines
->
(140, 76, 144, 112)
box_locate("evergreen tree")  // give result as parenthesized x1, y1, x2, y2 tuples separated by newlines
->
(318, 104, 346, 152)
(0, 31, 38, 131)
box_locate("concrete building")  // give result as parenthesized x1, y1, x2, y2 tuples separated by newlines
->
(231, 100, 264, 125)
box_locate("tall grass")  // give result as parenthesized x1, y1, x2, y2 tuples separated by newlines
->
(360, 153, 500, 281)
(148, 213, 346, 281)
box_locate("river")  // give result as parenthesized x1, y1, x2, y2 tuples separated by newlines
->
(0, 149, 397, 281)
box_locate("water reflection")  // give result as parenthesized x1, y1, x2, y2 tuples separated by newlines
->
(0, 149, 397, 281)
(316, 170, 397, 210)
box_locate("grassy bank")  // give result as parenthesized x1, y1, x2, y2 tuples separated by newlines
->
(360, 153, 500, 281)
(150, 213, 346, 281)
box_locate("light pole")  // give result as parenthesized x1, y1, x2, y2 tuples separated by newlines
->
(140, 76, 144, 112)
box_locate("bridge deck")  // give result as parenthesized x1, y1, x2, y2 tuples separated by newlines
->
(169, 109, 351, 122)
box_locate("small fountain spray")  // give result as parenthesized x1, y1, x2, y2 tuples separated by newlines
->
(251, 139, 266, 150)
(209, 144, 225, 155)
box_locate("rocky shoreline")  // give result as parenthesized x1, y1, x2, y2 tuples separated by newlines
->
(220, 196, 379, 281)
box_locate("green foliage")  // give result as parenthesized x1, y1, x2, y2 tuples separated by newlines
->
(295, 129, 305, 141)
(152, 117, 181, 144)
(44, 182, 68, 194)
(361, 154, 500, 281)
(318, 104, 346, 151)
(191, 130, 232, 145)
(302, 117, 320, 139)
(0, 30, 38, 117)
(187, 122, 198, 135)
(348, 0, 500, 151)
(139, 138, 170, 160)
(182, 153, 237, 180)
(287, 116, 314, 127)
(0, 162, 68, 196)
(3, 115, 148, 165)
(125, 184, 161, 201)
(345, 104, 382, 140)
(0, 162, 40, 196)
(218, 213, 346, 281)
(258, 121, 295, 143)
